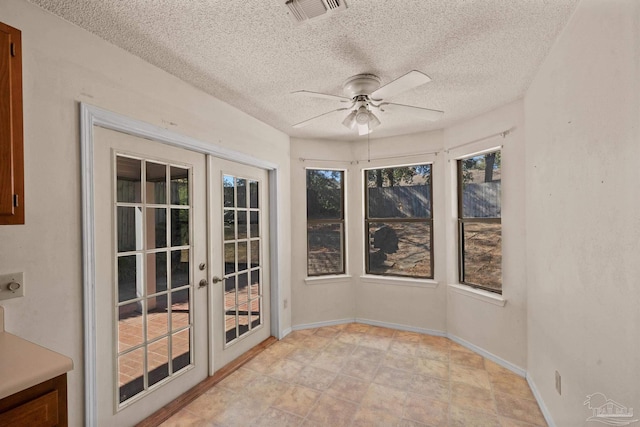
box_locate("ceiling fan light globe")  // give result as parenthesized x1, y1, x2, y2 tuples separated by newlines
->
(368, 112, 381, 128)
(355, 112, 369, 125)
(342, 111, 357, 129)
(355, 106, 371, 125)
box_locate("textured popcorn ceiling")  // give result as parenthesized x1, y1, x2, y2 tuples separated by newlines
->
(30, 0, 579, 141)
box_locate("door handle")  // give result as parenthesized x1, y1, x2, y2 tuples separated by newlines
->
(211, 276, 223, 284)
(198, 279, 208, 288)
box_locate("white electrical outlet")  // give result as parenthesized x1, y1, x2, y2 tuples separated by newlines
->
(0, 272, 25, 300)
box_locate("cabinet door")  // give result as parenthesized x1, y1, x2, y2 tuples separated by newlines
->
(0, 22, 24, 225)
(0, 391, 58, 427)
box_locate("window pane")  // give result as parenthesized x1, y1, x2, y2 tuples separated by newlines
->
(118, 302, 143, 352)
(237, 178, 247, 208)
(224, 276, 236, 311)
(171, 288, 190, 331)
(146, 162, 166, 204)
(148, 337, 169, 386)
(460, 152, 501, 218)
(170, 167, 189, 205)
(366, 165, 431, 219)
(238, 302, 249, 335)
(118, 254, 142, 303)
(238, 242, 247, 271)
(224, 243, 236, 275)
(171, 208, 189, 247)
(147, 252, 168, 295)
(171, 249, 189, 288)
(461, 222, 502, 291)
(307, 223, 344, 275)
(119, 348, 144, 403)
(250, 240, 260, 268)
(364, 164, 433, 279)
(171, 329, 191, 373)
(146, 294, 168, 340)
(224, 210, 235, 241)
(147, 208, 167, 249)
(250, 270, 260, 298)
(249, 181, 259, 208)
(117, 206, 143, 252)
(367, 222, 432, 279)
(251, 298, 261, 329)
(238, 272, 249, 306)
(117, 157, 142, 203)
(307, 170, 343, 220)
(250, 211, 259, 237)
(226, 313, 238, 343)
(223, 175, 235, 207)
(237, 210, 247, 240)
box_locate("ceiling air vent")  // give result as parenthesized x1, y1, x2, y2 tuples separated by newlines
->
(284, 0, 347, 23)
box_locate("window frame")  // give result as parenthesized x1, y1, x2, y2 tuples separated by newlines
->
(456, 150, 502, 294)
(305, 168, 347, 277)
(363, 163, 434, 280)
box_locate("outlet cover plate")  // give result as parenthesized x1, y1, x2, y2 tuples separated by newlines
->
(0, 272, 25, 300)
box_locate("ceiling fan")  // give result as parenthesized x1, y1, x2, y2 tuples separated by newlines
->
(292, 70, 443, 136)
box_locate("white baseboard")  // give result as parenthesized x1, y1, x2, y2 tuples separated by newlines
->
(355, 317, 447, 337)
(279, 327, 292, 339)
(526, 373, 556, 427)
(291, 318, 355, 331)
(447, 333, 527, 378)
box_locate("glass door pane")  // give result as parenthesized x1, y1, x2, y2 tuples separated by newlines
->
(222, 175, 263, 345)
(115, 155, 194, 405)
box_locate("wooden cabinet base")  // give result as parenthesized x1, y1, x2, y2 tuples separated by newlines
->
(0, 374, 67, 427)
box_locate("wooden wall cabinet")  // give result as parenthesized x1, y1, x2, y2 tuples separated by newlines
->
(0, 22, 24, 225)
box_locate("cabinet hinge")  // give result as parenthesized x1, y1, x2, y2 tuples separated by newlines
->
(13, 194, 18, 207)
(10, 42, 16, 57)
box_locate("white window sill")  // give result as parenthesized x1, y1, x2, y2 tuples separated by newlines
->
(360, 275, 439, 289)
(448, 284, 507, 307)
(305, 275, 352, 285)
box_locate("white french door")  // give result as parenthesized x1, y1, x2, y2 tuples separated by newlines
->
(208, 157, 271, 372)
(91, 125, 273, 426)
(94, 127, 209, 425)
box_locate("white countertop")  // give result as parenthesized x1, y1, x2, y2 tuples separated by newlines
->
(0, 306, 74, 400)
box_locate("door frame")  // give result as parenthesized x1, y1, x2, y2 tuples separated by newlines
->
(80, 103, 282, 427)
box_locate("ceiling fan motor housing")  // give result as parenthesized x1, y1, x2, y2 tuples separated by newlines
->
(342, 74, 381, 98)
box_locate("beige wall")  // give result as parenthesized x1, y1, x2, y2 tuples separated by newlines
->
(291, 106, 528, 371)
(525, 0, 640, 424)
(290, 132, 449, 333)
(350, 132, 447, 333)
(0, 1, 291, 425)
(290, 138, 357, 326)
(444, 101, 528, 370)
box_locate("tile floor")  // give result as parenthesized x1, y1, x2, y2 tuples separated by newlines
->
(160, 323, 548, 427)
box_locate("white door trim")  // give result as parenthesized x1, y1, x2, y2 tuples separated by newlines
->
(80, 102, 282, 426)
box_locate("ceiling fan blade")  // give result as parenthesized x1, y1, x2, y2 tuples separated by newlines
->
(370, 70, 432, 100)
(292, 108, 349, 128)
(381, 102, 444, 121)
(291, 90, 350, 102)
